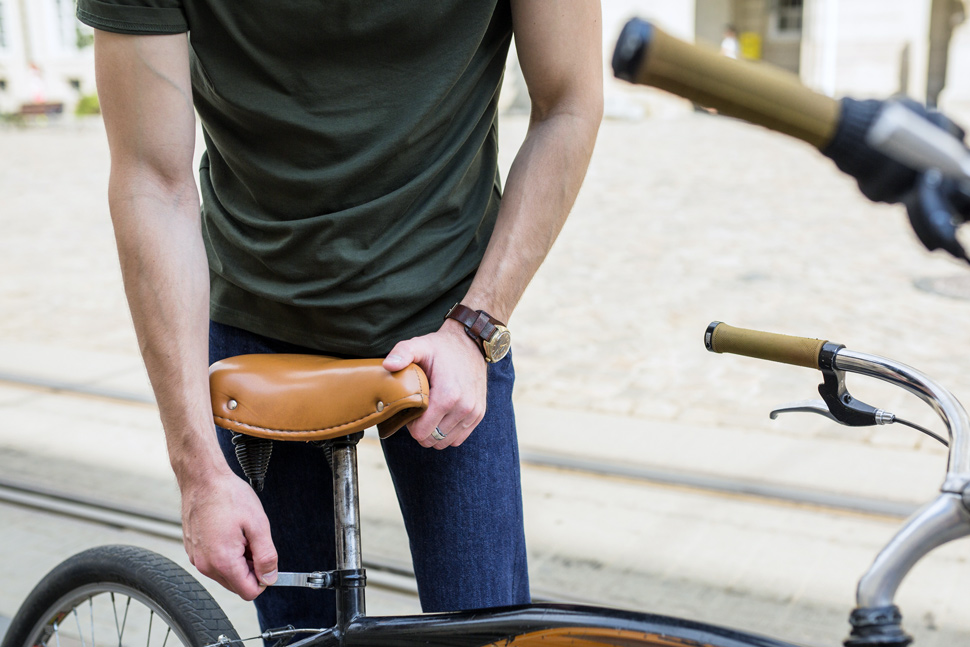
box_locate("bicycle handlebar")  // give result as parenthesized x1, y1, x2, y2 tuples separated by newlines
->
(705, 320, 970, 623)
(612, 19, 840, 150)
(611, 18, 970, 216)
(705, 320, 970, 485)
(704, 321, 829, 370)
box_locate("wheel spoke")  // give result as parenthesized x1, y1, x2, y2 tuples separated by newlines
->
(119, 596, 132, 646)
(89, 597, 96, 647)
(111, 593, 122, 647)
(53, 619, 62, 647)
(161, 626, 172, 647)
(72, 606, 86, 647)
(146, 610, 154, 647)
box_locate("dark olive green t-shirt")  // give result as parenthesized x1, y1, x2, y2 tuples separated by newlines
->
(78, 0, 512, 355)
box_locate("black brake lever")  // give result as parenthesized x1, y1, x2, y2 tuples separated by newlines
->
(816, 343, 881, 426)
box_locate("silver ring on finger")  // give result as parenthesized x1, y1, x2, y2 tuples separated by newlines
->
(431, 427, 447, 442)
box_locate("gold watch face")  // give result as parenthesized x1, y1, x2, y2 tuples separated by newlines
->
(484, 326, 511, 363)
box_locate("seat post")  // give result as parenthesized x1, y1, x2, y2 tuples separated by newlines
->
(331, 432, 366, 626)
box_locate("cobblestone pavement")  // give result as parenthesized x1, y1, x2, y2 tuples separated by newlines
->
(507, 110, 970, 446)
(3, 110, 970, 646)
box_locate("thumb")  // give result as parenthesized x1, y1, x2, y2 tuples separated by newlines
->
(383, 338, 428, 372)
(246, 522, 278, 586)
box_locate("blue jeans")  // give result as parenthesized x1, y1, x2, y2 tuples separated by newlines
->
(209, 321, 530, 631)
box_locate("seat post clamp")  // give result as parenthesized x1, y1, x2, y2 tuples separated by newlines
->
(333, 568, 367, 589)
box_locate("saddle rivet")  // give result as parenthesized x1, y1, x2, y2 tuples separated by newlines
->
(228, 399, 238, 410)
(376, 401, 385, 412)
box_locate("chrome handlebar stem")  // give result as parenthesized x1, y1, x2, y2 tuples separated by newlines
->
(832, 349, 970, 610)
(855, 493, 970, 608)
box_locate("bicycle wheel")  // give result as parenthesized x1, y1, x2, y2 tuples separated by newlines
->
(1, 545, 239, 647)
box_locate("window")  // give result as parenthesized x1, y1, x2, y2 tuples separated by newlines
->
(775, 0, 803, 35)
(54, 0, 76, 49)
(768, 0, 803, 41)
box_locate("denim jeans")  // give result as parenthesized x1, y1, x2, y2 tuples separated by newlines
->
(209, 321, 530, 631)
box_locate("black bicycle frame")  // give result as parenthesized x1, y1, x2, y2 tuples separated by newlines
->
(288, 603, 801, 647)
(289, 436, 803, 647)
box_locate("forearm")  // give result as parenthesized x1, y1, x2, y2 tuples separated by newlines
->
(108, 172, 228, 486)
(95, 29, 275, 597)
(463, 107, 601, 321)
(391, 107, 600, 447)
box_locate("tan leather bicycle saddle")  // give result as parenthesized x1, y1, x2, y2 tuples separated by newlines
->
(209, 354, 429, 441)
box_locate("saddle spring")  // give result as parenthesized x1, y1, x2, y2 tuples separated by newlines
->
(232, 433, 274, 492)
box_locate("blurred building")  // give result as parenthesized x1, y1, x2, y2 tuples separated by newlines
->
(2, 1, 970, 119)
(694, 0, 968, 109)
(606, 0, 970, 117)
(0, 0, 95, 115)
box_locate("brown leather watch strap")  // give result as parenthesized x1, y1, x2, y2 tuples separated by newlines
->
(445, 303, 503, 346)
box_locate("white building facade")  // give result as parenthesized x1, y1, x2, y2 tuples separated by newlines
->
(691, 0, 970, 110)
(2, 1, 970, 121)
(608, 0, 970, 117)
(0, 0, 95, 114)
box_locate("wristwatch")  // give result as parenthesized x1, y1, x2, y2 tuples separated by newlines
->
(444, 303, 511, 363)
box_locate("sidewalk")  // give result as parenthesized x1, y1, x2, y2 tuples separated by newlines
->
(0, 341, 965, 647)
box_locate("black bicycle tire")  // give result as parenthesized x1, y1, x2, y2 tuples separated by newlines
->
(1, 544, 239, 647)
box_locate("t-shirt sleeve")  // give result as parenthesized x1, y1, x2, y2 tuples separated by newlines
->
(77, 0, 188, 35)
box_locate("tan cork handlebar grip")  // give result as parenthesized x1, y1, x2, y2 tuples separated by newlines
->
(705, 322, 827, 370)
(613, 19, 840, 150)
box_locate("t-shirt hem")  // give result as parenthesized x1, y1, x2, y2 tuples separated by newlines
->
(76, 8, 187, 35)
(209, 303, 434, 358)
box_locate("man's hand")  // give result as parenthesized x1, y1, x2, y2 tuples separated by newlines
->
(180, 470, 279, 601)
(383, 319, 487, 448)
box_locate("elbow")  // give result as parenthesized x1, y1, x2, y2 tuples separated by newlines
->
(110, 154, 197, 197)
(107, 162, 200, 222)
(529, 87, 603, 152)
(530, 82, 603, 132)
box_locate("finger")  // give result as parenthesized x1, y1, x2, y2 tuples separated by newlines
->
(435, 408, 484, 448)
(183, 537, 196, 565)
(442, 414, 482, 448)
(409, 381, 473, 447)
(430, 412, 463, 445)
(227, 562, 263, 601)
(434, 383, 481, 437)
(422, 396, 484, 448)
(203, 569, 233, 595)
(408, 409, 446, 448)
(429, 424, 452, 448)
(383, 338, 431, 372)
(244, 518, 279, 587)
(195, 547, 262, 600)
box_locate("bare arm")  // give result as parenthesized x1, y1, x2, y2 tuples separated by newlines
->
(94, 30, 276, 599)
(384, 1, 603, 446)
(465, 0, 603, 320)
